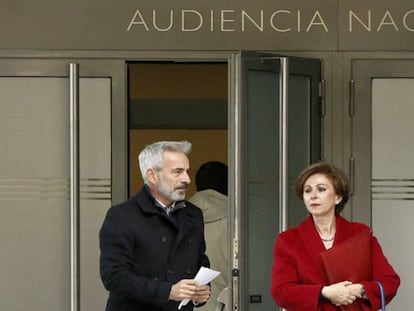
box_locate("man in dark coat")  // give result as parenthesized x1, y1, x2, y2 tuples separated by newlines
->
(99, 141, 211, 311)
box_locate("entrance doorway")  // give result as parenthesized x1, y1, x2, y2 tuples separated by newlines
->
(126, 54, 322, 311)
(127, 62, 228, 197)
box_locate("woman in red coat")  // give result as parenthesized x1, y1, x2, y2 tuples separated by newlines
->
(270, 162, 400, 311)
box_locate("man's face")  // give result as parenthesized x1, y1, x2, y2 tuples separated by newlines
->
(150, 151, 191, 205)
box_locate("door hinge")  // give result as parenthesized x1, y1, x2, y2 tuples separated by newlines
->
(319, 80, 326, 117)
(349, 157, 355, 196)
(232, 238, 239, 269)
(349, 80, 355, 117)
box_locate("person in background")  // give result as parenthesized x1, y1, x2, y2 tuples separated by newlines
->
(270, 162, 400, 311)
(189, 161, 229, 311)
(99, 141, 211, 311)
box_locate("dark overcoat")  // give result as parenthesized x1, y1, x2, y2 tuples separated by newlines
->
(99, 186, 210, 311)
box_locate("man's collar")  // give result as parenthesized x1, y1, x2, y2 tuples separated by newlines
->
(144, 185, 186, 214)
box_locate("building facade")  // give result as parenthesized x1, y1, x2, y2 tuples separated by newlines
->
(0, 1, 413, 310)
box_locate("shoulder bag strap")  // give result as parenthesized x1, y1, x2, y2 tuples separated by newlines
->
(375, 281, 386, 311)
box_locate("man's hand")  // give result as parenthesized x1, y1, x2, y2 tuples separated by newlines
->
(169, 279, 211, 303)
(192, 284, 211, 303)
(169, 279, 198, 301)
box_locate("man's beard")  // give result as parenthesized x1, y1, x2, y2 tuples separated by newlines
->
(156, 174, 186, 202)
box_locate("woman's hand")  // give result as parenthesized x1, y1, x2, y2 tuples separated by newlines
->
(346, 283, 366, 299)
(321, 281, 358, 306)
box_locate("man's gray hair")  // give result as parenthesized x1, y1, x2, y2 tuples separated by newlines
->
(138, 141, 192, 184)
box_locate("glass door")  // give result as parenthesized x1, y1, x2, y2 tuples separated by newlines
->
(0, 59, 126, 311)
(351, 59, 414, 311)
(229, 52, 322, 311)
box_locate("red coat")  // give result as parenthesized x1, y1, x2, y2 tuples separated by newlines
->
(270, 216, 400, 311)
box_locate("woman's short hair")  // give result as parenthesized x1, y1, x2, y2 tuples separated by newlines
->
(294, 162, 350, 215)
(138, 141, 192, 184)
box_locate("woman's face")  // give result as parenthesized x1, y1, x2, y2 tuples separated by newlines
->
(302, 173, 342, 217)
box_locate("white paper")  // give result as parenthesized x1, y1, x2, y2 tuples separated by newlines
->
(178, 266, 221, 309)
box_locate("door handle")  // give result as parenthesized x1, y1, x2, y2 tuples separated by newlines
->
(69, 63, 80, 311)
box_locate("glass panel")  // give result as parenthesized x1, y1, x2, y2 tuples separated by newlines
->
(238, 53, 321, 311)
(79, 78, 112, 311)
(0, 77, 70, 311)
(372, 78, 414, 311)
(245, 67, 280, 311)
(0, 76, 112, 311)
(287, 74, 312, 228)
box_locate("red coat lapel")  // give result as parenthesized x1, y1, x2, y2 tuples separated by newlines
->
(296, 216, 356, 282)
(297, 216, 329, 281)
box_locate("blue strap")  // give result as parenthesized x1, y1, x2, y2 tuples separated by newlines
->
(375, 281, 386, 311)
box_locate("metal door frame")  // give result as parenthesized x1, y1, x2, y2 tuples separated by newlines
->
(0, 58, 126, 311)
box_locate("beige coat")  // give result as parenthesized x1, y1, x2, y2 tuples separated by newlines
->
(189, 189, 229, 311)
